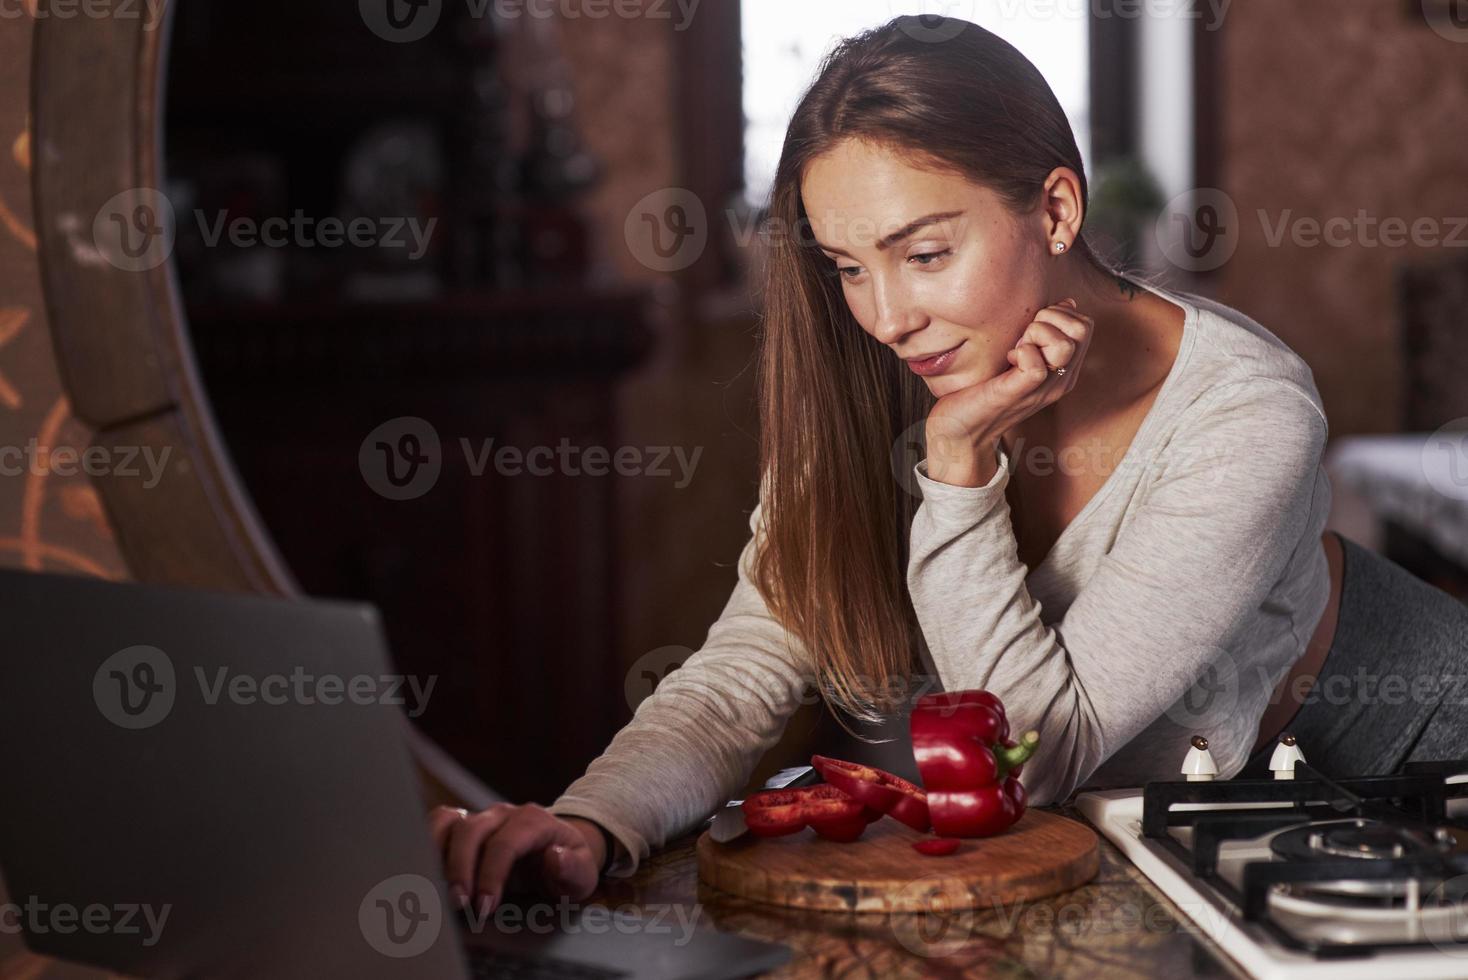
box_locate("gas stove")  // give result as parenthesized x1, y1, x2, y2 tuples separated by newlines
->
(1077, 743, 1468, 980)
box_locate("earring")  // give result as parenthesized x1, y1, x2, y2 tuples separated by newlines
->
(1054, 242, 1067, 253)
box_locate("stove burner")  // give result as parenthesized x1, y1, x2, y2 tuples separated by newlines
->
(1265, 819, 1463, 900)
(1134, 758, 1468, 957)
(1312, 823, 1436, 860)
(1271, 819, 1455, 864)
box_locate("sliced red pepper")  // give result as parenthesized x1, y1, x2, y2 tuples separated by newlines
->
(809, 755, 931, 833)
(741, 784, 881, 841)
(911, 689, 1038, 838)
(912, 837, 961, 856)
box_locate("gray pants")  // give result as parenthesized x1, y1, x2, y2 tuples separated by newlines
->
(1238, 533, 1468, 778)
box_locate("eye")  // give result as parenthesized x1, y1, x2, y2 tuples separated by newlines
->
(825, 249, 948, 283)
(824, 258, 864, 283)
(909, 249, 952, 267)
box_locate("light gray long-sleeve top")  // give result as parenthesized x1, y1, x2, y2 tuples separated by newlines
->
(548, 280, 1334, 877)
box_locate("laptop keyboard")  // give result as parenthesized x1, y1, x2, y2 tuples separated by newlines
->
(466, 947, 631, 979)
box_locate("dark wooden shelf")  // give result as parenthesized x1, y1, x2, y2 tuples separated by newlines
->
(186, 287, 658, 384)
(166, 65, 465, 125)
(159, 0, 657, 802)
(187, 285, 658, 802)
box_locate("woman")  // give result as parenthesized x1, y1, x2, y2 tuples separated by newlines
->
(429, 15, 1468, 916)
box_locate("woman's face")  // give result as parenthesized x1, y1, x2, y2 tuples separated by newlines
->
(800, 139, 1052, 399)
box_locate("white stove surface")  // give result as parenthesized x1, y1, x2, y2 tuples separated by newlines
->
(1076, 787, 1468, 980)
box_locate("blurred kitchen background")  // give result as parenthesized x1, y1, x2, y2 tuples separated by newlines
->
(1, 0, 1466, 806)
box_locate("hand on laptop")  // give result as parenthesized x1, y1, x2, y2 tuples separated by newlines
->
(429, 803, 605, 916)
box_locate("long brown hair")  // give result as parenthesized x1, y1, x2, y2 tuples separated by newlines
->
(751, 15, 1121, 728)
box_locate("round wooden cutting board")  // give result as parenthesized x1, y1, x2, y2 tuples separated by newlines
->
(696, 809, 1099, 913)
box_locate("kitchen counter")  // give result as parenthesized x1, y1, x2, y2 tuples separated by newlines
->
(585, 806, 1248, 979)
(1, 807, 1248, 979)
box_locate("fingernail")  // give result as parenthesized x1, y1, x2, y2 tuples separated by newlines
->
(451, 884, 468, 908)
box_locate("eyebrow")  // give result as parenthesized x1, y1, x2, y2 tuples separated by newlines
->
(815, 210, 967, 258)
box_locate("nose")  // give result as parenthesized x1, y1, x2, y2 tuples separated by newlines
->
(868, 274, 927, 347)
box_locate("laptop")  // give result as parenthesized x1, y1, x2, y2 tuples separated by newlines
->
(0, 568, 792, 979)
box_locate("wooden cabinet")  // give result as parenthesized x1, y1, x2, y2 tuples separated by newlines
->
(189, 289, 655, 802)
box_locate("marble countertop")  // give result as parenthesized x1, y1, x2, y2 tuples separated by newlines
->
(585, 806, 1249, 979)
(2, 807, 1251, 979)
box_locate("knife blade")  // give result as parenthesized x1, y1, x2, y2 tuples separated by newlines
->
(706, 764, 822, 843)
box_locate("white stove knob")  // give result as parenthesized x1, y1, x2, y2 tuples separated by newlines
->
(1182, 734, 1218, 782)
(1270, 733, 1305, 780)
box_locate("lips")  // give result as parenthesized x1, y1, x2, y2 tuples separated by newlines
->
(905, 342, 964, 378)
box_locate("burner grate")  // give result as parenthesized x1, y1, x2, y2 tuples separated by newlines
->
(1136, 759, 1468, 957)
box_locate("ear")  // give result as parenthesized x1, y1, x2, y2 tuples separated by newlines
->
(1038, 167, 1086, 244)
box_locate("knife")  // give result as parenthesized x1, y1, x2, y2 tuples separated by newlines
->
(706, 764, 823, 843)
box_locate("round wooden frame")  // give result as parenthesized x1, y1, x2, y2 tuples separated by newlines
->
(29, 3, 494, 806)
(31, 2, 296, 594)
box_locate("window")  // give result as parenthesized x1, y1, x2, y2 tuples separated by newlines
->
(741, 1, 1091, 209)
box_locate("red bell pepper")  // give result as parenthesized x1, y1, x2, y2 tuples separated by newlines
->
(741, 784, 883, 842)
(911, 837, 962, 856)
(910, 689, 1039, 838)
(809, 755, 931, 833)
